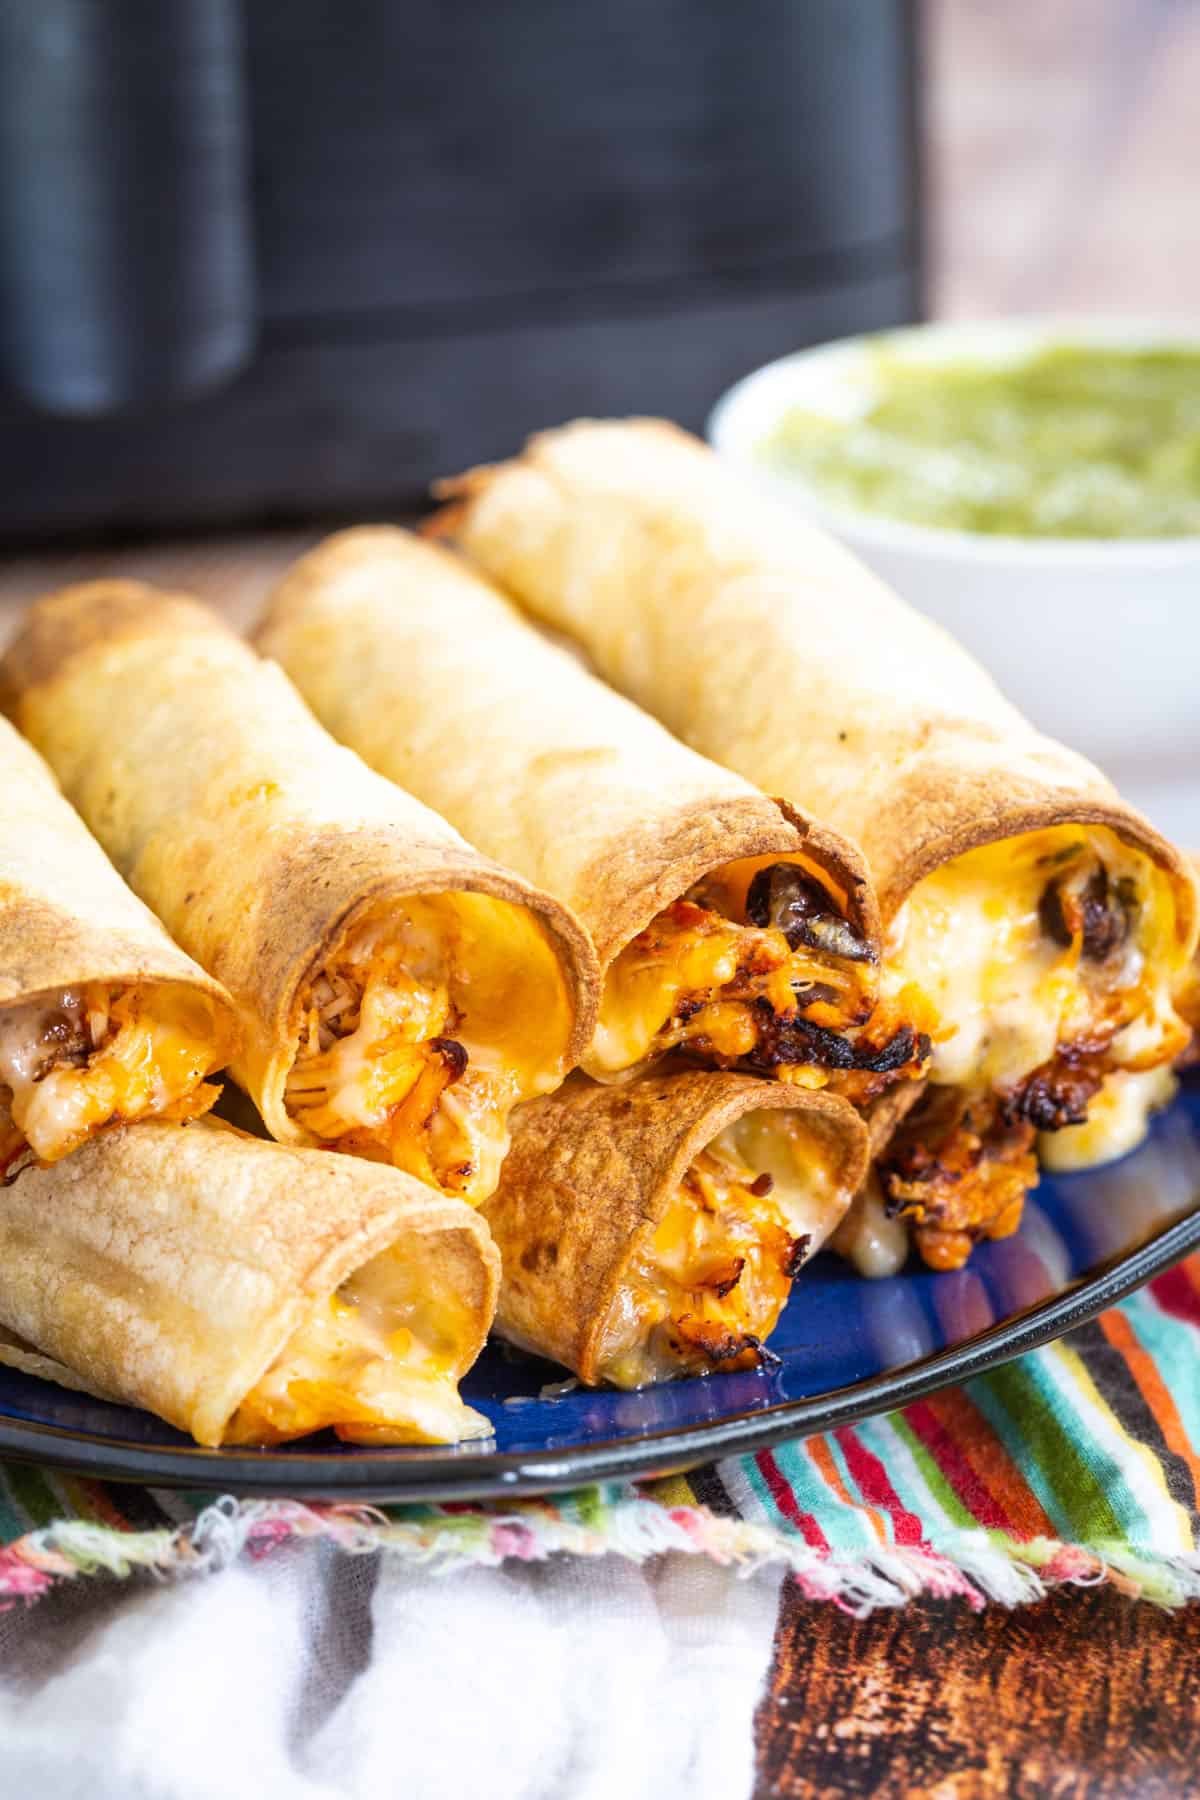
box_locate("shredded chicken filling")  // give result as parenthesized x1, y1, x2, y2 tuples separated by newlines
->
(595, 1111, 846, 1388)
(878, 827, 1192, 1270)
(225, 1245, 490, 1447)
(0, 983, 219, 1170)
(589, 855, 928, 1099)
(285, 896, 562, 1204)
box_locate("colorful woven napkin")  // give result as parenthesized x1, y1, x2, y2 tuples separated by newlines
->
(2, 1254, 1198, 1615)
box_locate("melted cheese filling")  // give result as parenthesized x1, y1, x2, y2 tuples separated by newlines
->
(285, 893, 570, 1204)
(1039, 1066, 1179, 1172)
(832, 1173, 910, 1280)
(595, 1110, 847, 1388)
(886, 826, 1191, 1163)
(587, 855, 874, 1083)
(226, 1242, 491, 1447)
(0, 984, 219, 1166)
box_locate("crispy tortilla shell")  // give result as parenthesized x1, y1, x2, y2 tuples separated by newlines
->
(256, 526, 878, 972)
(0, 710, 237, 1063)
(0, 1118, 499, 1446)
(482, 1069, 868, 1383)
(0, 582, 599, 1146)
(438, 419, 1196, 945)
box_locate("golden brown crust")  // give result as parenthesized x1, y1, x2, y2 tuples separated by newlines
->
(438, 420, 1197, 955)
(864, 765, 1196, 930)
(0, 1118, 499, 1445)
(0, 713, 238, 1055)
(483, 1069, 868, 1382)
(0, 582, 599, 1139)
(256, 527, 880, 973)
(568, 796, 848, 969)
(0, 582, 227, 713)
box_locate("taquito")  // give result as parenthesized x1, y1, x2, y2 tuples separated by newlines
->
(0, 713, 236, 1169)
(0, 1118, 499, 1446)
(481, 1070, 868, 1386)
(256, 528, 926, 1104)
(0, 584, 597, 1204)
(439, 419, 1198, 1268)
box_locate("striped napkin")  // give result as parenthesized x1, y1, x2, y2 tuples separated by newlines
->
(2, 1254, 1198, 1615)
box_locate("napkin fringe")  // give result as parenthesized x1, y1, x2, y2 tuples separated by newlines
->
(3, 1494, 1199, 1616)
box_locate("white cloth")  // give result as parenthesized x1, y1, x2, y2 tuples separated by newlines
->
(0, 1547, 784, 1799)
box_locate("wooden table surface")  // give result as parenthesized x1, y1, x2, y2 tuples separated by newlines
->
(757, 1584, 1200, 1799)
(3, 5, 1199, 1795)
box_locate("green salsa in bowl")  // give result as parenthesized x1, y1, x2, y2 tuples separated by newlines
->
(762, 343, 1200, 540)
(707, 319, 1200, 842)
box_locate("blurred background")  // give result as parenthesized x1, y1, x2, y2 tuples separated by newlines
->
(932, 0, 1200, 319)
(2, 0, 1198, 845)
(0, 0, 1195, 543)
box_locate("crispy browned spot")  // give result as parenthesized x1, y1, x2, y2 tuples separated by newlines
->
(879, 1043, 1116, 1270)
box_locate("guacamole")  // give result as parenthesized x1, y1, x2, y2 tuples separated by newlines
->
(762, 343, 1200, 537)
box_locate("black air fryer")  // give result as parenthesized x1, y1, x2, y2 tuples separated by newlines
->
(0, 0, 924, 537)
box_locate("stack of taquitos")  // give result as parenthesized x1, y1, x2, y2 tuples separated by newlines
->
(0, 584, 598, 1204)
(438, 420, 1198, 1270)
(0, 714, 236, 1170)
(256, 527, 928, 1106)
(256, 528, 894, 1379)
(0, 1118, 498, 1445)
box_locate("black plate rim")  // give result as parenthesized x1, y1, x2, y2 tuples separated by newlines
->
(2, 1202, 1198, 1503)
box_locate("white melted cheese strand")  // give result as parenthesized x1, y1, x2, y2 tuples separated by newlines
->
(834, 1172, 910, 1280)
(890, 844, 1085, 1090)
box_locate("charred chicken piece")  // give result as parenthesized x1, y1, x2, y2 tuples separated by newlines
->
(1038, 861, 1132, 964)
(877, 1085, 1037, 1272)
(1008, 1046, 1107, 1133)
(745, 864, 875, 964)
(744, 1001, 930, 1096)
(879, 1041, 1113, 1270)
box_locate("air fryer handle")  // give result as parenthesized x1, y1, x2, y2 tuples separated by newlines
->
(0, 0, 255, 416)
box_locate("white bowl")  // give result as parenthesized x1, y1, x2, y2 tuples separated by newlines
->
(708, 318, 1200, 843)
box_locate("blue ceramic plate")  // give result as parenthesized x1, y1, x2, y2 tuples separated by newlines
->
(3, 1074, 1199, 1501)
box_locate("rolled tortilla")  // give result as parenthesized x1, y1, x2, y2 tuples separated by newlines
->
(256, 528, 926, 1104)
(481, 1069, 868, 1387)
(0, 583, 598, 1204)
(0, 713, 237, 1168)
(440, 419, 1198, 1267)
(0, 1117, 499, 1446)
